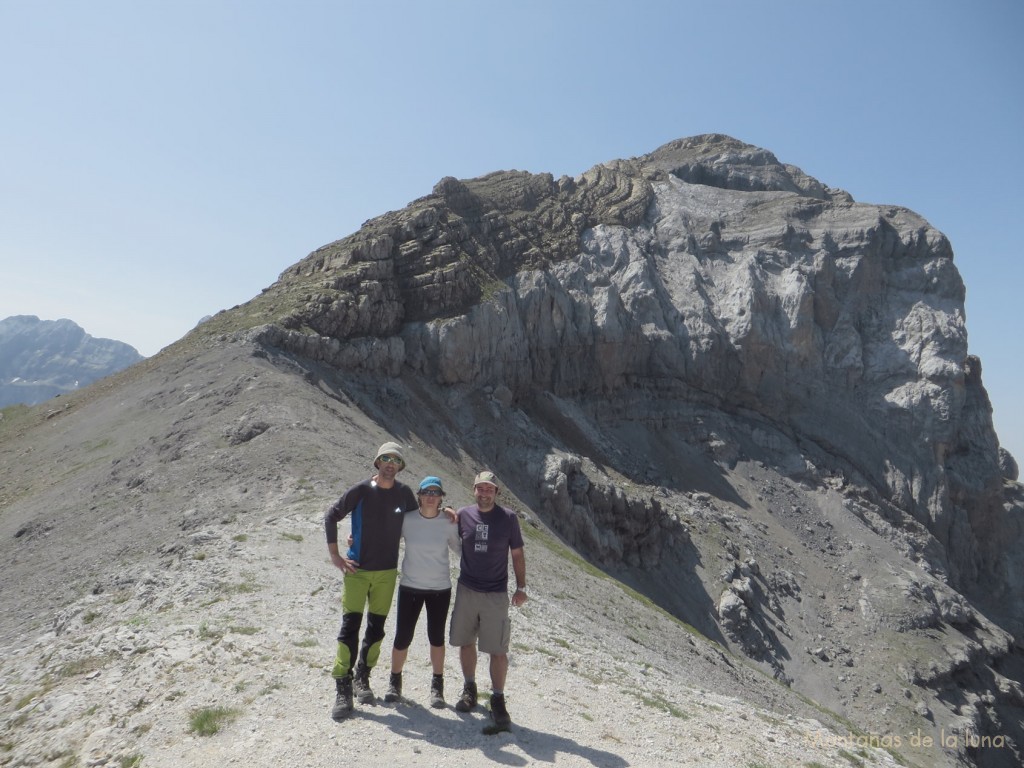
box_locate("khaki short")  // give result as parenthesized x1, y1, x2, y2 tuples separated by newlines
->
(448, 582, 511, 655)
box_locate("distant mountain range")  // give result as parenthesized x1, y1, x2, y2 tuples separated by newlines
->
(0, 315, 144, 407)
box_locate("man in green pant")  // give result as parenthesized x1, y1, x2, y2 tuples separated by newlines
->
(325, 441, 418, 720)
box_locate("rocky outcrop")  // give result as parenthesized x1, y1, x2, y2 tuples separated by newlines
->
(0, 315, 143, 407)
(537, 452, 689, 568)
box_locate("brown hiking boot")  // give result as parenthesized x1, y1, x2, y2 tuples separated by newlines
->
(353, 664, 375, 704)
(429, 674, 445, 709)
(455, 680, 477, 712)
(331, 676, 354, 721)
(490, 693, 511, 728)
(383, 672, 402, 703)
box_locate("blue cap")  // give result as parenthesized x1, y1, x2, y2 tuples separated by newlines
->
(418, 476, 444, 493)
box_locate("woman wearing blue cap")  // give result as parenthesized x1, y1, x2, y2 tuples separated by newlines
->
(382, 475, 461, 708)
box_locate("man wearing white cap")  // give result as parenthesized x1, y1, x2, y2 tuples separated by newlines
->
(449, 470, 528, 732)
(325, 441, 418, 721)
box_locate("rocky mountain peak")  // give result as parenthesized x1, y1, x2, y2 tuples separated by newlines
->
(3, 135, 1023, 767)
(244, 134, 1015, 609)
(639, 133, 843, 200)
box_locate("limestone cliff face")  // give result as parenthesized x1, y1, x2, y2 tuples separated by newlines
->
(256, 134, 1019, 622)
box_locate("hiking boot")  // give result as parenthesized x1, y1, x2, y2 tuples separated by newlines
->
(454, 680, 477, 712)
(383, 672, 402, 703)
(331, 676, 354, 721)
(490, 693, 511, 728)
(428, 674, 445, 709)
(353, 664, 375, 704)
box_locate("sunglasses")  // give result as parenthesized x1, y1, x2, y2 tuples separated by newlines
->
(378, 456, 403, 465)
(419, 489, 443, 496)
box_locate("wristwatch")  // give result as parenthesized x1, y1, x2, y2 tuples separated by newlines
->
(516, 585, 528, 594)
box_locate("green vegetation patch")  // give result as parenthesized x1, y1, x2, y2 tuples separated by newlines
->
(58, 654, 111, 678)
(15, 690, 43, 710)
(198, 622, 224, 642)
(188, 706, 241, 736)
(631, 691, 688, 719)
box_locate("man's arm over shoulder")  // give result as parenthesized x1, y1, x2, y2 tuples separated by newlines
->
(400, 484, 418, 513)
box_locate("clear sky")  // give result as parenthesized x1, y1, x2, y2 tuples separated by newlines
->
(2, 1, 1021, 462)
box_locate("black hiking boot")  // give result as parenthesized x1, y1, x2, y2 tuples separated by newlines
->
(383, 672, 402, 703)
(429, 673, 445, 709)
(454, 680, 478, 712)
(489, 693, 511, 729)
(353, 663, 375, 704)
(331, 676, 354, 721)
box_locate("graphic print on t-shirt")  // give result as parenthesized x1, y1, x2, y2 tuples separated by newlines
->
(474, 523, 489, 552)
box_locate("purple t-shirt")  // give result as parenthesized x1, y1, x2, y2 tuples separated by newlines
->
(456, 503, 524, 593)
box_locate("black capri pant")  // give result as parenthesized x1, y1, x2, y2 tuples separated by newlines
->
(393, 585, 453, 650)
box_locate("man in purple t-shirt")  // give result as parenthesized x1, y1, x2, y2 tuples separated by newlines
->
(448, 470, 528, 731)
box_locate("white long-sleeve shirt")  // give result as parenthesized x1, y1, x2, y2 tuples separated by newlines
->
(398, 510, 461, 591)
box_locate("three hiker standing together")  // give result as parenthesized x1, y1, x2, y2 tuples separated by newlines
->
(324, 441, 527, 730)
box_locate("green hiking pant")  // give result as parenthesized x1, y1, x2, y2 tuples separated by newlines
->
(332, 568, 398, 679)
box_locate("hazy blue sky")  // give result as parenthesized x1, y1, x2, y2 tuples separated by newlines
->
(2, 1, 1021, 461)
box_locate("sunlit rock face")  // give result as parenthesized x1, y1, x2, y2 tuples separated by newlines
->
(262, 134, 1018, 617)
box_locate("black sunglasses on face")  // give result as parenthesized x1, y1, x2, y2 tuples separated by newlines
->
(419, 489, 443, 496)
